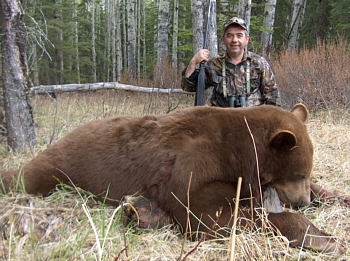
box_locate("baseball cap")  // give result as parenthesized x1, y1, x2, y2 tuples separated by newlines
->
(224, 17, 247, 31)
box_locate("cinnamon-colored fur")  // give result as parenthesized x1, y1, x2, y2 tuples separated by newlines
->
(0, 104, 344, 254)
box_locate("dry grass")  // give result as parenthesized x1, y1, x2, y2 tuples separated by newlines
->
(0, 90, 349, 260)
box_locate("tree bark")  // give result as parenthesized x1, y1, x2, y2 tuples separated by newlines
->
(122, 0, 127, 69)
(73, 1, 80, 83)
(172, 0, 179, 71)
(156, 0, 170, 68)
(127, 0, 136, 78)
(32, 44, 39, 86)
(191, 0, 204, 54)
(116, 0, 122, 81)
(112, 0, 117, 82)
(142, 0, 146, 79)
(206, 0, 218, 58)
(0, 0, 36, 151)
(287, 0, 307, 51)
(260, 0, 277, 57)
(91, 0, 97, 82)
(137, 0, 141, 82)
(105, 0, 111, 81)
(55, 0, 64, 83)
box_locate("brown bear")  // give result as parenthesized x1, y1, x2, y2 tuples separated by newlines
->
(0, 104, 345, 254)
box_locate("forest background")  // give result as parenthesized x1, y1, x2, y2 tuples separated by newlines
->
(4, 0, 349, 88)
(1, 0, 349, 151)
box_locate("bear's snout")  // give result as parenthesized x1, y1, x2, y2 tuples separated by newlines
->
(274, 179, 311, 208)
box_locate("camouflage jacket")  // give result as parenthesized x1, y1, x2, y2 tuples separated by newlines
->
(181, 51, 281, 107)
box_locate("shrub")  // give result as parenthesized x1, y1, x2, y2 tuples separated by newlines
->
(273, 37, 350, 112)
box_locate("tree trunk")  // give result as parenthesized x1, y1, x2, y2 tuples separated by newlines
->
(142, 0, 146, 79)
(116, 0, 122, 81)
(191, 0, 204, 54)
(260, 0, 277, 57)
(105, 0, 111, 81)
(73, 1, 80, 83)
(112, 0, 117, 82)
(156, 0, 170, 68)
(127, 0, 136, 78)
(56, 0, 64, 83)
(122, 0, 127, 69)
(287, 0, 307, 51)
(91, 0, 97, 82)
(137, 0, 141, 82)
(172, 0, 179, 71)
(32, 44, 39, 86)
(206, 0, 218, 58)
(0, 0, 36, 151)
(238, 0, 251, 34)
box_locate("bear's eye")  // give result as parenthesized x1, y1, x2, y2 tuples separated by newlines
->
(295, 174, 305, 180)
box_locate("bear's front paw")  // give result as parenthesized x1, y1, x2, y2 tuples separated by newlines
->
(122, 195, 172, 229)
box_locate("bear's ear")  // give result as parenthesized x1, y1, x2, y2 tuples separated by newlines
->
(291, 104, 309, 123)
(270, 130, 297, 150)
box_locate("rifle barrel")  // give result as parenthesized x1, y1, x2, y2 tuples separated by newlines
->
(194, 0, 213, 106)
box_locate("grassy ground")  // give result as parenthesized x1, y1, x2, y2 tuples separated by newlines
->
(0, 90, 349, 260)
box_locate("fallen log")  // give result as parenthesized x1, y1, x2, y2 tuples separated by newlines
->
(30, 82, 193, 95)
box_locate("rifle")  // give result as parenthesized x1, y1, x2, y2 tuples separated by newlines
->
(195, 0, 213, 106)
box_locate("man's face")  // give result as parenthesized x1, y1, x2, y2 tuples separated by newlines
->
(222, 26, 250, 57)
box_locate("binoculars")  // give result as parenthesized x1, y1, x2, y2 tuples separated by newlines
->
(228, 95, 246, 108)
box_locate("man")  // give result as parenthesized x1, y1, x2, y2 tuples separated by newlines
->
(182, 17, 350, 208)
(182, 17, 281, 107)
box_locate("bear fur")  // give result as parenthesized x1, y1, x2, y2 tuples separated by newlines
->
(0, 104, 344, 254)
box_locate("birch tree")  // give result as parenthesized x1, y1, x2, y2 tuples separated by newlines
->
(156, 0, 170, 68)
(260, 0, 277, 57)
(238, 0, 251, 34)
(191, 0, 204, 54)
(287, 0, 307, 51)
(0, 0, 36, 151)
(172, 0, 179, 71)
(127, 0, 136, 78)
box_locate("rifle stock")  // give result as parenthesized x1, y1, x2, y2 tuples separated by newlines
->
(195, 62, 206, 106)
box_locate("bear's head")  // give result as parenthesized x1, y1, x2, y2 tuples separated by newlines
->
(263, 104, 314, 208)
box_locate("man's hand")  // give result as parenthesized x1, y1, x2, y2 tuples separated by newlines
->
(185, 49, 211, 78)
(192, 49, 210, 64)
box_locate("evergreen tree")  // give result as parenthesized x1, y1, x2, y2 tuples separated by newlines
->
(330, 0, 350, 41)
